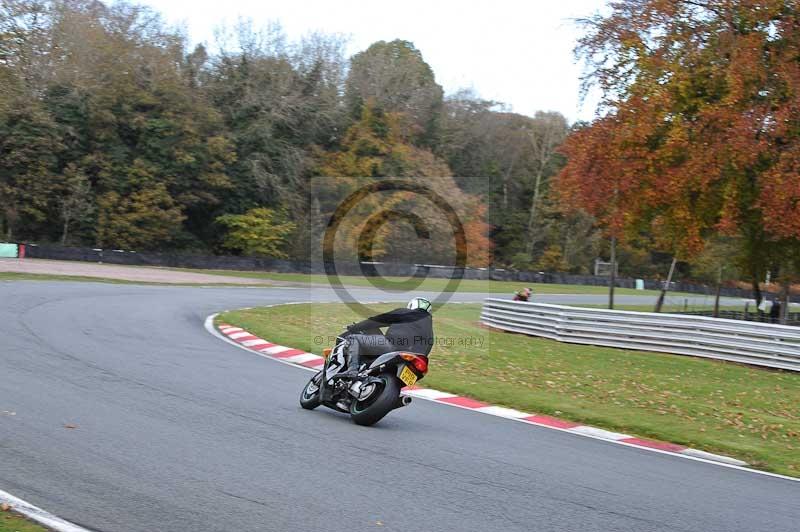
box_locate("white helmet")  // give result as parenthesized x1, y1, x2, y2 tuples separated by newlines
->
(407, 297, 432, 313)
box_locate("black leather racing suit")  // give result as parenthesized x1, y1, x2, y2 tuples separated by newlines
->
(345, 308, 433, 372)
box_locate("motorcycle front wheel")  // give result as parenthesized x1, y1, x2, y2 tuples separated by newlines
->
(299, 372, 322, 410)
(349, 373, 400, 426)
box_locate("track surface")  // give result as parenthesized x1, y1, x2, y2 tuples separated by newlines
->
(1, 282, 797, 532)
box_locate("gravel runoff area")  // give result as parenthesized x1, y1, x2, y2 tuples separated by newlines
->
(0, 258, 276, 285)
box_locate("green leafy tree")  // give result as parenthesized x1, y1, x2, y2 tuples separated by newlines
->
(96, 184, 185, 250)
(216, 207, 295, 258)
(317, 104, 492, 266)
(536, 245, 569, 272)
(438, 91, 570, 266)
(58, 162, 94, 244)
(0, 102, 63, 239)
(345, 40, 443, 145)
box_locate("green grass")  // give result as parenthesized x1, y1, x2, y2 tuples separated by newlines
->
(0, 510, 47, 532)
(219, 302, 800, 477)
(181, 267, 700, 296)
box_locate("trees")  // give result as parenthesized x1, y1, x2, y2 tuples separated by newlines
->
(0, 102, 63, 240)
(0, 1, 568, 269)
(345, 40, 443, 145)
(561, 0, 800, 294)
(317, 104, 492, 266)
(58, 163, 93, 244)
(203, 24, 347, 255)
(0, 0, 238, 250)
(216, 208, 295, 258)
(438, 92, 572, 267)
(525, 111, 568, 258)
(96, 184, 184, 249)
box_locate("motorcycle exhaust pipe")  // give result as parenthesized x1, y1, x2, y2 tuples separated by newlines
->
(394, 395, 413, 408)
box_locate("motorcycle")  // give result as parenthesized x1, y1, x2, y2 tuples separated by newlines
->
(299, 331, 429, 426)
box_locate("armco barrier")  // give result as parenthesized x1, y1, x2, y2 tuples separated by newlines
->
(480, 298, 800, 372)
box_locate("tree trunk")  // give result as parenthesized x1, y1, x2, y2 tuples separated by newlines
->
(61, 217, 70, 245)
(751, 276, 763, 307)
(713, 265, 722, 318)
(501, 147, 521, 211)
(608, 235, 616, 310)
(525, 167, 545, 258)
(780, 280, 790, 325)
(655, 257, 677, 313)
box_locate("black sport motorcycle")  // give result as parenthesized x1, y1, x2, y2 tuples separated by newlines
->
(299, 331, 429, 426)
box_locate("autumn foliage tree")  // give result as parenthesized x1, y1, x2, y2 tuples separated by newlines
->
(1, 1, 546, 268)
(559, 0, 800, 298)
(217, 208, 295, 258)
(317, 104, 492, 266)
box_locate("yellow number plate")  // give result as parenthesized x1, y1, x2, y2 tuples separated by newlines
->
(399, 365, 418, 386)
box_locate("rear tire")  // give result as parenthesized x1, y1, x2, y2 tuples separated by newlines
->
(349, 373, 400, 426)
(300, 372, 322, 410)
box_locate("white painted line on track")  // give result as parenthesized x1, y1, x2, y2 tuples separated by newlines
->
(0, 490, 90, 532)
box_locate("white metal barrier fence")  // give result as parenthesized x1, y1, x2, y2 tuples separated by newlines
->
(480, 298, 800, 372)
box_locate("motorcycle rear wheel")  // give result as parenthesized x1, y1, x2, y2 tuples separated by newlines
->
(300, 372, 322, 410)
(349, 373, 400, 426)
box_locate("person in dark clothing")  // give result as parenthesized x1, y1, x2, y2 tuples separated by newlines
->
(770, 298, 781, 322)
(338, 297, 434, 378)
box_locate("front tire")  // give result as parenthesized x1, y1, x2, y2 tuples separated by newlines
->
(349, 373, 400, 426)
(300, 372, 322, 410)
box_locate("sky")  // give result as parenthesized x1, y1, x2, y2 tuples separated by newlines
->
(140, 0, 608, 123)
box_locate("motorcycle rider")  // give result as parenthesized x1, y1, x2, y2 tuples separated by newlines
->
(513, 287, 532, 301)
(337, 297, 434, 379)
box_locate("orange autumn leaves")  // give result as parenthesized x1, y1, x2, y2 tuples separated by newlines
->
(317, 105, 493, 267)
(558, 0, 800, 259)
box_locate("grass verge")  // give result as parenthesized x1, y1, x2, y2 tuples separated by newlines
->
(218, 302, 800, 477)
(0, 509, 47, 532)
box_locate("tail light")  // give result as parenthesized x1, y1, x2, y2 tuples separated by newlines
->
(400, 353, 428, 374)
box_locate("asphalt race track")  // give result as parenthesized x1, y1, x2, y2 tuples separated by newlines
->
(1, 281, 798, 532)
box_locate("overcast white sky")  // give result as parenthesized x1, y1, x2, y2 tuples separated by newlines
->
(140, 0, 607, 123)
